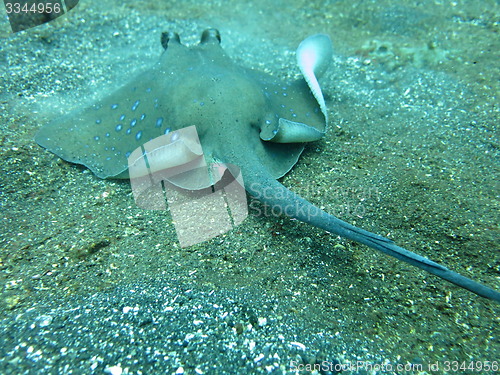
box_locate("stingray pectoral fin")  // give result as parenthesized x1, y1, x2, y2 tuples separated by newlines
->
(257, 34, 331, 144)
(296, 34, 333, 122)
(258, 78, 327, 143)
(260, 118, 325, 143)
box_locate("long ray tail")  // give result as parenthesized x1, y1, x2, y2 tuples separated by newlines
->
(244, 170, 500, 303)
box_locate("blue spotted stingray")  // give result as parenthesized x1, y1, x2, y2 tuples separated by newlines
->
(36, 29, 500, 303)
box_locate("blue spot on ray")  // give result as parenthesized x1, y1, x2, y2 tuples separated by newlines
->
(131, 100, 140, 111)
(115, 124, 123, 132)
(156, 117, 163, 127)
(135, 131, 142, 141)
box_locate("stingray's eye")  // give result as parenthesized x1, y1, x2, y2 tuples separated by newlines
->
(200, 28, 221, 44)
(161, 31, 181, 50)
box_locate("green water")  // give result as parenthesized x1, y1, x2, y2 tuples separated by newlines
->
(1, 0, 498, 373)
